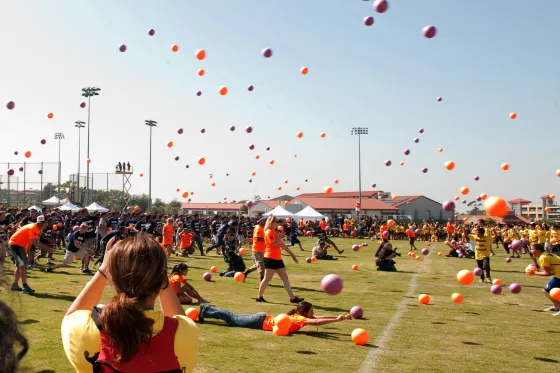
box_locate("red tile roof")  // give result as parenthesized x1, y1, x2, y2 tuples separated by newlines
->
(181, 203, 243, 211)
(509, 198, 531, 204)
(258, 200, 281, 208)
(292, 197, 397, 211)
(387, 196, 423, 207)
(295, 191, 380, 199)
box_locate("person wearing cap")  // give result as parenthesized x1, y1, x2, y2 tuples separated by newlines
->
(46, 223, 94, 274)
(8, 215, 54, 294)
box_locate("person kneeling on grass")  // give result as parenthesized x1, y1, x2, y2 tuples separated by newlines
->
(220, 229, 246, 277)
(197, 301, 352, 334)
(45, 223, 94, 274)
(528, 244, 560, 316)
(311, 240, 338, 260)
(169, 264, 209, 304)
(376, 242, 400, 272)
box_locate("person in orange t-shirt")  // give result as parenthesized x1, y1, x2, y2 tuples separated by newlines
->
(256, 216, 303, 304)
(319, 219, 328, 231)
(198, 301, 352, 333)
(178, 227, 194, 257)
(168, 263, 209, 304)
(162, 218, 174, 258)
(243, 218, 266, 281)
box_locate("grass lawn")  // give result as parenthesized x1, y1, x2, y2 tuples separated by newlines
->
(2, 238, 559, 373)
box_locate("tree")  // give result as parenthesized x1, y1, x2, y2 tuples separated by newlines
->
(253, 195, 261, 202)
(166, 199, 182, 215)
(151, 198, 166, 214)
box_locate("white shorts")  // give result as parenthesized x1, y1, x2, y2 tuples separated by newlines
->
(62, 247, 89, 266)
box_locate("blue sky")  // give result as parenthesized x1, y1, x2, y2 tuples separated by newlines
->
(1, 0, 558, 209)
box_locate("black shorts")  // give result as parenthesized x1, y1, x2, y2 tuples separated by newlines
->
(264, 258, 285, 270)
(409, 237, 416, 244)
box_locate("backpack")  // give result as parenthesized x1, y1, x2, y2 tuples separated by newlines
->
(91, 307, 182, 373)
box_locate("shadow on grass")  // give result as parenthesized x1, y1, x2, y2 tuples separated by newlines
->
(18, 319, 39, 325)
(463, 341, 483, 346)
(546, 330, 560, 334)
(32, 293, 77, 302)
(465, 312, 480, 316)
(296, 350, 317, 355)
(432, 321, 446, 325)
(313, 305, 349, 313)
(37, 370, 56, 373)
(492, 269, 522, 273)
(298, 330, 344, 340)
(291, 286, 323, 294)
(534, 357, 558, 363)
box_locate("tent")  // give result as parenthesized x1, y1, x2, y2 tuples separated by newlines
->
(86, 202, 109, 213)
(59, 202, 80, 212)
(294, 206, 326, 221)
(28, 205, 43, 212)
(262, 205, 293, 218)
(42, 196, 60, 206)
(60, 197, 70, 205)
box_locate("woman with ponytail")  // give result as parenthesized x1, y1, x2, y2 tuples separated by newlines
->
(169, 263, 209, 304)
(61, 234, 199, 373)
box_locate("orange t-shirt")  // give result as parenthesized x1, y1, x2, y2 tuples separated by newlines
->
(252, 225, 265, 253)
(169, 274, 184, 294)
(446, 224, 454, 233)
(180, 232, 193, 249)
(343, 223, 350, 231)
(9, 223, 40, 250)
(319, 221, 328, 230)
(406, 229, 415, 238)
(162, 223, 173, 245)
(262, 314, 308, 334)
(380, 225, 388, 233)
(264, 229, 281, 260)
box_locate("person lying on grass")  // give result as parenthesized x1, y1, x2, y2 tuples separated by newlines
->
(197, 301, 352, 334)
(169, 263, 209, 304)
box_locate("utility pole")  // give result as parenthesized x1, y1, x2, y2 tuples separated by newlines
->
(351, 127, 368, 221)
(55, 132, 65, 205)
(81, 87, 101, 205)
(145, 120, 158, 213)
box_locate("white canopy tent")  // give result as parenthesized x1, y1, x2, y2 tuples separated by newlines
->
(42, 196, 60, 206)
(28, 205, 43, 212)
(294, 206, 326, 221)
(60, 197, 70, 205)
(262, 205, 293, 218)
(86, 202, 109, 213)
(59, 202, 80, 212)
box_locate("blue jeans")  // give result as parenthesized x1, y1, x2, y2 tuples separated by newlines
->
(201, 305, 267, 329)
(206, 237, 224, 252)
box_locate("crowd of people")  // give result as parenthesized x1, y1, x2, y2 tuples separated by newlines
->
(1, 205, 559, 371)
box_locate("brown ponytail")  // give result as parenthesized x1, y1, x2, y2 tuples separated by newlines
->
(100, 235, 168, 362)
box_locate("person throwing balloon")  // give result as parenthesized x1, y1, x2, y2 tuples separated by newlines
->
(256, 216, 304, 304)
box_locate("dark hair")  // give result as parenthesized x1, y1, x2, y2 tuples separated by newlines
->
(170, 263, 189, 276)
(288, 301, 313, 316)
(100, 235, 168, 362)
(532, 244, 545, 252)
(477, 227, 485, 235)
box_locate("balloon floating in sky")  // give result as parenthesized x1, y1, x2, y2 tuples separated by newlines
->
(148, 29, 155, 36)
(400, 161, 405, 166)
(167, 141, 174, 148)
(444, 161, 455, 170)
(255, 155, 260, 159)
(300, 67, 309, 75)
(413, 138, 419, 143)
(421, 168, 428, 173)
(177, 128, 183, 134)
(371, 183, 376, 187)
(501, 163, 509, 171)
(195, 49, 206, 60)
(87, 159, 91, 164)
(334, 179, 339, 184)
(557, 169, 560, 177)
(47, 112, 54, 119)
(246, 126, 253, 133)
(269, 160, 275, 165)
(437, 97, 442, 102)
(40, 139, 46, 145)
(249, 144, 255, 150)
(460, 187, 469, 195)
(442, 201, 455, 212)
(14, 151, 18, 155)
(198, 69, 205, 76)
(7, 169, 14, 176)
(18, 167, 23, 172)
(140, 173, 144, 177)
(324, 186, 333, 194)
(38, 170, 43, 175)
(404, 149, 410, 155)
(422, 25, 437, 38)
(219, 86, 228, 96)
(297, 132, 303, 138)
(419, 128, 424, 134)
(182, 191, 188, 198)
(266, 147, 270, 151)
(196, 91, 202, 96)
(320, 132, 326, 138)
(24, 151, 32, 158)
(484, 196, 508, 217)
(364, 16, 374, 26)
(175, 156, 179, 161)
(119, 44, 127, 52)
(80, 102, 86, 108)
(171, 44, 179, 52)
(438, 148, 443, 152)
(198, 157, 206, 165)
(6, 101, 15, 110)
(248, 179, 252, 183)
(185, 165, 190, 168)
(305, 179, 308, 182)
(474, 176, 479, 181)
(373, 0, 388, 13)
(230, 125, 235, 131)
(200, 128, 206, 133)
(384, 160, 392, 166)
(509, 112, 517, 119)
(248, 85, 254, 92)
(262, 48, 273, 58)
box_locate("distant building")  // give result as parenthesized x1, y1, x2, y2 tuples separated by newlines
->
(508, 198, 532, 216)
(181, 202, 243, 216)
(288, 196, 397, 218)
(509, 196, 560, 221)
(379, 195, 454, 222)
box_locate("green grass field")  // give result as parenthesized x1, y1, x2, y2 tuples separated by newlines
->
(2, 238, 559, 373)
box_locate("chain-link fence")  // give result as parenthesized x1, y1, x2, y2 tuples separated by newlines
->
(69, 169, 133, 211)
(0, 162, 59, 206)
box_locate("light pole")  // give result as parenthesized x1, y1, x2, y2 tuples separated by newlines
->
(75, 121, 85, 204)
(351, 127, 368, 221)
(81, 86, 101, 205)
(55, 132, 65, 206)
(145, 120, 157, 213)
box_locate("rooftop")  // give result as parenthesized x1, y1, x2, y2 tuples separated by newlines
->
(295, 191, 380, 199)
(181, 203, 243, 211)
(292, 196, 397, 211)
(509, 198, 532, 204)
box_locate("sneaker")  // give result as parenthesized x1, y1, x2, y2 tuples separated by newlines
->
(10, 284, 22, 292)
(82, 269, 92, 275)
(22, 286, 35, 295)
(491, 252, 495, 257)
(339, 249, 344, 254)
(44, 267, 53, 273)
(290, 296, 304, 303)
(256, 297, 267, 303)
(553, 311, 560, 317)
(544, 306, 559, 312)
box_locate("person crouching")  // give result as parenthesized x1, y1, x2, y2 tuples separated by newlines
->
(376, 242, 400, 272)
(311, 240, 338, 260)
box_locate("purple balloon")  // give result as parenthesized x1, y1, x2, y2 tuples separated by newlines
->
(80, 102, 86, 108)
(6, 101, 15, 110)
(305, 179, 308, 182)
(476, 196, 482, 202)
(413, 138, 419, 143)
(421, 168, 428, 173)
(474, 176, 479, 181)
(203, 272, 212, 281)
(505, 257, 512, 263)
(384, 160, 392, 166)
(421, 248, 429, 256)
(321, 274, 343, 296)
(245, 201, 254, 208)
(248, 85, 254, 91)
(18, 167, 23, 172)
(458, 253, 464, 258)
(491, 285, 502, 295)
(350, 306, 364, 319)
(41, 139, 46, 145)
(473, 268, 482, 276)
(246, 126, 253, 133)
(177, 128, 183, 134)
(462, 200, 466, 204)
(306, 257, 312, 263)
(352, 244, 360, 251)
(7, 169, 14, 176)
(230, 125, 236, 131)
(119, 44, 127, 52)
(38, 170, 43, 175)
(442, 201, 455, 212)
(509, 283, 522, 294)
(200, 128, 206, 133)
(373, 0, 388, 13)
(148, 28, 155, 36)
(249, 144, 255, 150)
(415, 229, 421, 234)
(185, 165, 190, 168)
(451, 240, 457, 245)
(14, 151, 18, 155)
(262, 48, 273, 58)
(248, 179, 252, 183)
(371, 183, 376, 187)
(175, 156, 179, 161)
(196, 91, 202, 96)
(511, 240, 523, 250)
(418, 128, 424, 134)
(364, 16, 374, 26)
(404, 149, 410, 155)
(437, 97, 442, 102)
(422, 25, 437, 39)
(266, 147, 271, 151)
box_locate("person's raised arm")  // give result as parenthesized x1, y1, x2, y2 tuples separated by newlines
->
(304, 314, 352, 326)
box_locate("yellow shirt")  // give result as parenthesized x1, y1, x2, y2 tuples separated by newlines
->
(505, 228, 520, 243)
(469, 233, 492, 260)
(61, 310, 198, 373)
(538, 253, 560, 278)
(528, 229, 539, 244)
(537, 230, 547, 244)
(520, 229, 528, 239)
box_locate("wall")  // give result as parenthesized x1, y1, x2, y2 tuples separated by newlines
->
(396, 197, 452, 222)
(248, 201, 274, 217)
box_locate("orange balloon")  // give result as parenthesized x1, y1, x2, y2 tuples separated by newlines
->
(182, 192, 188, 198)
(454, 196, 460, 201)
(391, 195, 398, 201)
(171, 44, 179, 52)
(211, 182, 216, 187)
(438, 148, 443, 152)
(296, 187, 300, 191)
(550, 194, 556, 199)
(269, 160, 275, 165)
(418, 294, 430, 304)
(198, 157, 206, 165)
(47, 112, 54, 119)
(294, 154, 297, 158)
(311, 256, 317, 262)
(297, 132, 303, 138)
(444, 161, 455, 170)
(460, 187, 469, 195)
(351, 328, 369, 345)
(457, 270, 474, 285)
(209, 174, 213, 179)
(334, 179, 339, 184)
(219, 86, 228, 95)
(324, 186, 333, 194)
(437, 252, 443, 256)
(545, 207, 551, 212)
(234, 272, 245, 282)
(484, 196, 508, 217)
(272, 325, 289, 336)
(190, 192, 194, 195)
(451, 293, 463, 304)
(277, 186, 282, 191)
(387, 220, 395, 227)
(198, 69, 205, 76)
(239, 248, 247, 255)
(480, 193, 487, 200)
(24, 151, 32, 158)
(400, 161, 405, 166)
(352, 264, 358, 270)
(167, 141, 174, 148)
(139, 173, 144, 177)
(509, 112, 517, 119)
(320, 133, 326, 138)
(300, 67, 309, 75)
(195, 49, 206, 60)
(492, 279, 502, 286)
(415, 256, 421, 261)
(210, 266, 217, 273)
(87, 159, 91, 164)
(501, 163, 509, 171)
(274, 314, 292, 333)
(284, 180, 288, 184)
(550, 288, 560, 301)
(176, 188, 180, 192)
(185, 307, 198, 321)
(252, 172, 256, 176)
(557, 169, 560, 177)
(256, 155, 260, 160)
(223, 197, 227, 200)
